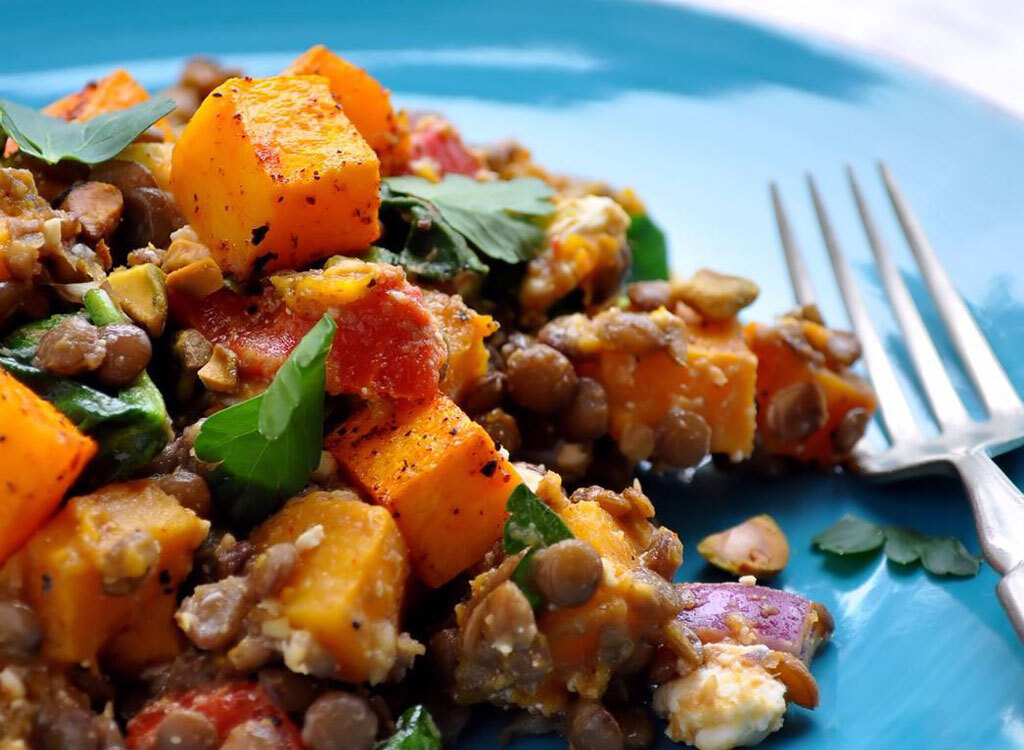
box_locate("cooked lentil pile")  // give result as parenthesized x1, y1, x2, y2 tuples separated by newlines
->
(0, 49, 868, 750)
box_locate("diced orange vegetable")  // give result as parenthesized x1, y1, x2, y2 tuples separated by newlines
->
(2, 480, 209, 668)
(169, 260, 445, 399)
(283, 46, 410, 175)
(4, 70, 172, 157)
(746, 319, 876, 464)
(251, 491, 411, 684)
(0, 369, 96, 563)
(580, 318, 758, 460)
(170, 75, 381, 278)
(420, 289, 497, 403)
(327, 393, 519, 587)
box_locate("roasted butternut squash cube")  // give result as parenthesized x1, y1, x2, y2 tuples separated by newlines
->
(746, 317, 876, 464)
(3, 480, 209, 668)
(420, 289, 497, 403)
(170, 75, 381, 278)
(251, 491, 411, 685)
(327, 394, 519, 587)
(581, 318, 757, 461)
(0, 369, 96, 563)
(284, 46, 410, 175)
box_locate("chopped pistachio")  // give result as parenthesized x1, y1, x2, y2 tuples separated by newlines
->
(166, 258, 224, 299)
(198, 343, 239, 393)
(105, 262, 168, 337)
(673, 268, 759, 321)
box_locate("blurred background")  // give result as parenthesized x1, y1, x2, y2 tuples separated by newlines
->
(677, 0, 1024, 118)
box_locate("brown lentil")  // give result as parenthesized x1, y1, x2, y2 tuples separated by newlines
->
(156, 470, 212, 516)
(98, 530, 161, 596)
(531, 539, 603, 608)
(258, 668, 321, 714)
(219, 719, 284, 750)
(832, 406, 871, 454)
(614, 707, 655, 750)
(478, 408, 522, 454)
(461, 370, 506, 415)
(119, 187, 185, 249)
(60, 182, 123, 243)
(626, 281, 672, 311)
(652, 408, 711, 468)
(33, 707, 101, 750)
(248, 543, 299, 598)
(90, 160, 158, 194)
(506, 343, 578, 414)
(33, 316, 105, 376)
(302, 692, 379, 750)
(175, 576, 251, 651)
(154, 709, 219, 750)
(593, 309, 664, 354)
(568, 701, 624, 750)
(559, 377, 609, 441)
(767, 381, 828, 442)
(0, 599, 42, 661)
(94, 324, 152, 388)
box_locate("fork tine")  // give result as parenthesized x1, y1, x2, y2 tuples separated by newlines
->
(847, 166, 969, 430)
(880, 162, 1024, 419)
(806, 174, 921, 444)
(770, 182, 817, 307)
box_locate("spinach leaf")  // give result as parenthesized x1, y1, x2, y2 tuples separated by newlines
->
(812, 514, 981, 576)
(0, 290, 169, 480)
(375, 706, 442, 750)
(378, 176, 553, 279)
(194, 314, 336, 526)
(0, 96, 175, 165)
(627, 213, 670, 282)
(503, 483, 575, 606)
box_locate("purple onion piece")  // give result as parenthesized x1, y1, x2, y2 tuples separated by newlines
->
(676, 582, 833, 663)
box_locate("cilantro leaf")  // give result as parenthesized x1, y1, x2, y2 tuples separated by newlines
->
(811, 514, 886, 555)
(375, 706, 441, 750)
(0, 96, 176, 165)
(378, 176, 554, 279)
(194, 314, 336, 526)
(812, 514, 982, 577)
(503, 483, 575, 606)
(627, 213, 670, 282)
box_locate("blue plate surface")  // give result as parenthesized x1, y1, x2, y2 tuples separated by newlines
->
(4, 1, 1024, 747)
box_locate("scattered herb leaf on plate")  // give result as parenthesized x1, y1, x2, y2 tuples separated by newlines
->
(378, 175, 554, 279)
(503, 482, 575, 606)
(194, 314, 336, 526)
(375, 705, 442, 750)
(812, 514, 981, 576)
(0, 96, 175, 165)
(627, 212, 670, 282)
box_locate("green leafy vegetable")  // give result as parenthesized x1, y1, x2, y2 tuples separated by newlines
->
(503, 482, 575, 606)
(626, 213, 669, 282)
(0, 290, 169, 481)
(194, 314, 336, 526)
(0, 96, 175, 165)
(378, 175, 554, 279)
(375, 705, 442, 750)
(812, 514, 981, 577)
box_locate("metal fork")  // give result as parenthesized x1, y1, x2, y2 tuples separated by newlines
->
(770, 163, 1024, 643)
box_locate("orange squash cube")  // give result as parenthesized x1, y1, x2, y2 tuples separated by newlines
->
(4, 480, 209, 667)
(420, 289, 498, 403)
(746, 317, 876, 464)
(327, 393, 519, 587)
(170, 75, 381, 278)
(581, 318, 758, 461)
(0, 369, 96, 563)
(284, 46, 410, 175)
(251, 491, 411, 684)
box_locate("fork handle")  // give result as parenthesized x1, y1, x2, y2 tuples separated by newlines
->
(953, 450, 1024, 641)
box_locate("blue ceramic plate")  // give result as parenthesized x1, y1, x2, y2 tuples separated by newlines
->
(4, 1, 1023, 746)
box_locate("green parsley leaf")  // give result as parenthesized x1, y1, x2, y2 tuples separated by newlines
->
(812, 514, 982, 577)
(503, 483, 575, 606)
(378, 175, 554, 279)
(627, 213, 670, 282)
(375, 706, 442, 750)
(0, 96, 175, 165)
(811, 514, 886, 555)
(194, 314, 336, 526)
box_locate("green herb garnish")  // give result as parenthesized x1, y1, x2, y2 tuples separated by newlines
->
(375, 705, 442, 750)
(503, 483, 575, 606)
(0, 96, 175, 165)
(811, 514, 981, 577)
(194, 314, 336, 526)
(377, 175, 554, 279)
(0, 290, 169, 481)
(626, 212, 670, 282)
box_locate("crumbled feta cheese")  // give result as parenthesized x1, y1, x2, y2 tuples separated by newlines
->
(295, 524, 325, 551)
(654, 643, 787, 750)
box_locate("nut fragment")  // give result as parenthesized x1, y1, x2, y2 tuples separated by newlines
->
(673, 268, 758, 320)
(60, 181, 123, 242)
(696, 514, 790, 577)
(198, 343, 239, 393)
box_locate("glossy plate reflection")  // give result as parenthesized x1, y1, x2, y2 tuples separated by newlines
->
(3, 0, 1024, 747)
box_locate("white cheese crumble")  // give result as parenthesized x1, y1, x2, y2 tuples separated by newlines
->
(653, 643, 787, 750)
(294, 524, 325, 551)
